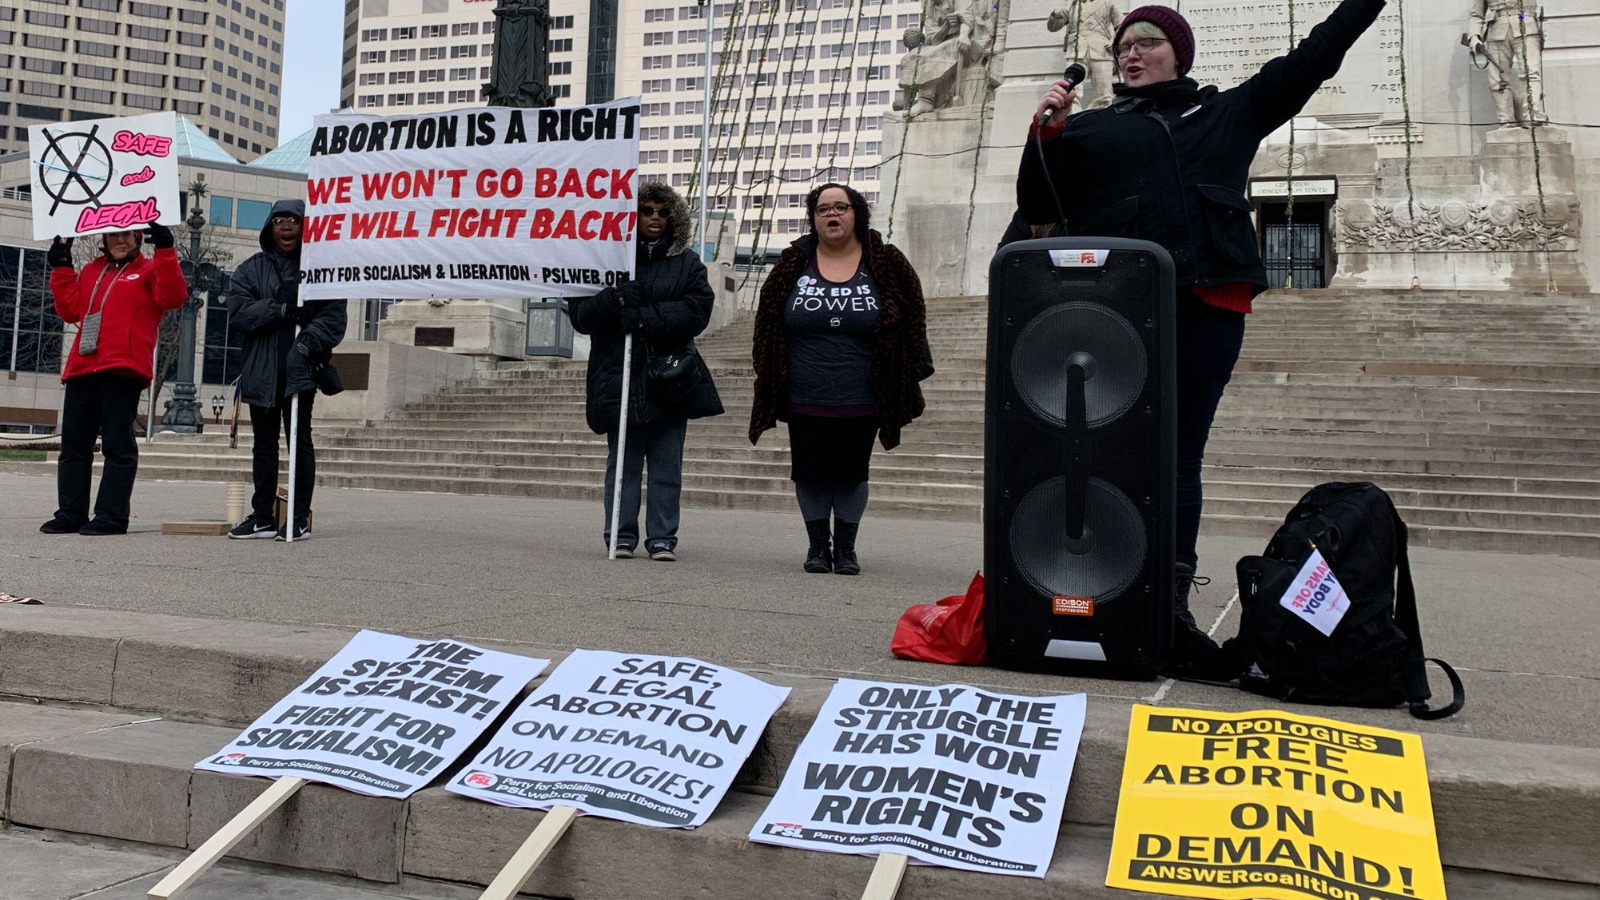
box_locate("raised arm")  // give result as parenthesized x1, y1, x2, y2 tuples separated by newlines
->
(1242, 0, 1388, 137)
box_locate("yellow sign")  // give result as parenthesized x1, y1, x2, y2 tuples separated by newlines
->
(1107, 705, 1445, 900)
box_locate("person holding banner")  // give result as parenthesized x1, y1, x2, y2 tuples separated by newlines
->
(40, 226, 186, 535)
(1018, 0, 1387, 676)
(749, 183, 931, 576)
(224, 200, 347, 542)
(570, 183, 723, 561)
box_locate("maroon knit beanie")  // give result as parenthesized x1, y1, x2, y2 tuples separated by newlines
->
(1115, 6, 1196, 77)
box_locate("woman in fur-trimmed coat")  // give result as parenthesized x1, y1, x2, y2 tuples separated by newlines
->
(570, 182, 722, 562)
(749, 182, 931, 576)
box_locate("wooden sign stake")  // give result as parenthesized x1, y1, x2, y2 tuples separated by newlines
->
(477, 805, 580, 900)
(861, 852, 909, 900)
(148, 776, 305, 899)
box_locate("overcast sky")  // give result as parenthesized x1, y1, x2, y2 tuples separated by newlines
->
(278, 0, 347, 142)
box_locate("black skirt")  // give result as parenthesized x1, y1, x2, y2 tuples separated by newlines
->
(787, 414, 878, 483)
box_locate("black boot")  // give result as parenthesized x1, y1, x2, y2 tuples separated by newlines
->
(1164, 563, 1239, 680)
(803, 519, 832, 573)
(832, 520, 860, 575)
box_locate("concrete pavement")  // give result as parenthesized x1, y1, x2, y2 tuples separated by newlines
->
(1, 472, 1595, 748)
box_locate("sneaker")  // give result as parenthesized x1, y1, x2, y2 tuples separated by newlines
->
(612, 546, 635, 559)
(649, 547, 677, 562)
(78, 518, 127, 536)
(40, 516, 84, 535)
(275, 518, 311, 542)
(228, 515, 277, 540)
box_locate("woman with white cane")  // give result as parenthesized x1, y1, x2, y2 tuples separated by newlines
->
(570, 184, 722, 561)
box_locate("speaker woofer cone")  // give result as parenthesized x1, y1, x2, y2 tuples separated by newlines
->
(1011, 301, 1146, 428)
(1009, 476, 1147, 603)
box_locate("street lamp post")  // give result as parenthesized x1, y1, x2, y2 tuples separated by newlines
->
(160, 202, 207, 433)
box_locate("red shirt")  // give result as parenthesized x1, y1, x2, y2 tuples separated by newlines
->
(51, 247, 189, 384)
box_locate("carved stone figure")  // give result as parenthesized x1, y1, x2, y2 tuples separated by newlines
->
(1335, 198, 1579, 252)
(484, 0, 554, 108)
(898, 0, 997, 118)
(1468, 0, 1545, 127)
(1047, 0, 1121, 110)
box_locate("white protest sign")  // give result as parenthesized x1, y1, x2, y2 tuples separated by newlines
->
(447, 649, 790, 828)
(300, 100, 640, 301)
(195, 630, 549, 798)
(28, 111, 182, 240)
(1279, 548, 1352, 637)
(751, 680, 1086, 878)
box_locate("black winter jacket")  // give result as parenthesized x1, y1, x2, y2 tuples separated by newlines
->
(1018, 0, 1386, 295)
(569, 231, 723, 434)
(224, 199, 347, 407)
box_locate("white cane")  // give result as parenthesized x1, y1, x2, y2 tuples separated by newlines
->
(286, 312, 302, 543)
(607, 332, 633, 560)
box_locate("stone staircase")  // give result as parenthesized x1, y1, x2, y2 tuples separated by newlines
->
(8, 288, 1600, 556)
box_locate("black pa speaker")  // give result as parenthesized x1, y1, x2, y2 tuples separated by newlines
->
(984, 238, 1176, 678)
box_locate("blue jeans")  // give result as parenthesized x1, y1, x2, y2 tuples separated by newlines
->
(1175, 295, 1247, 569)
(603, 418, 688, 552)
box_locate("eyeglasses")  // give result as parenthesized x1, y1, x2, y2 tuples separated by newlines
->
(639, 204, 669, 218)
(1115, 36, 1169, 60)
(814, 202, 853, 217)
(270, 215, 301, 226)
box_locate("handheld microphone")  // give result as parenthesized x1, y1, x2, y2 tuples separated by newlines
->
(1042, 64, 1088, 121)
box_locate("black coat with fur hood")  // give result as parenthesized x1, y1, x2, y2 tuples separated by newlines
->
(569, 184, 723, 433)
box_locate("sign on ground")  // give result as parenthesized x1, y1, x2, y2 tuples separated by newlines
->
(448, 649, 790, 828)
(751, 679, 1087, 878)
(196, 630, 549, 798)
(1107, 705, 1445, 900)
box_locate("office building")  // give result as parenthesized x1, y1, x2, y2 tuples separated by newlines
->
(343, 0, 925, 260)
(0, 0, 289, 161)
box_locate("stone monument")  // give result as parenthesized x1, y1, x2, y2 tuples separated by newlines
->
(879, 0, 1595, 297)
(1046, 0, 1121, 110)
(899, 0, 1002, 118)
(1468, 0, 1545, 128)
(380, 0, 557, 362)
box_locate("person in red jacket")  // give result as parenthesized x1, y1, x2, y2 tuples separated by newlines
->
(40, 225, 187, 535)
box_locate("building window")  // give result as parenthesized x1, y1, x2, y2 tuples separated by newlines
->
(126, 47, 168, 64)
(0, 248, 63, 378)
(127, 24, 169, 41)
(202, 274, 244, 386)
(129, 2, 172, 19)
(208, 195, 233, 228)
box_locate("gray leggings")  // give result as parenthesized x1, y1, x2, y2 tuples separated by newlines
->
(795, 480, 869, 524)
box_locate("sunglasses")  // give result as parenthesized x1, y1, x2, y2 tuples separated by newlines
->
(271, 215, 301, 226)
(814, 202, 853, 217)
(639, 204, 669, 218)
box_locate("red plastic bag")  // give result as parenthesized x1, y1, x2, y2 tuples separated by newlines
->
(890, 572, 986, 665)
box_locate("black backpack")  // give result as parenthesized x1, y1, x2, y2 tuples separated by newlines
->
(1224, 482, 1465, 720)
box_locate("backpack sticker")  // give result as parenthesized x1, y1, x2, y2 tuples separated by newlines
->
(1278, 548, 1350, 637)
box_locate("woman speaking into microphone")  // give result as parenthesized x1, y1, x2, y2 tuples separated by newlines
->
(1017, 1, 1388, 676)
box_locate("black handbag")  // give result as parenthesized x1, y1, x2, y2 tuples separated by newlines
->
(646, 344, 703, 404)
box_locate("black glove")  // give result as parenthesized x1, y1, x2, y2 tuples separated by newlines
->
(146, 222, 175, 250)
(618, 306, 643, 335)
(274, 279, 300, 308)
(292, 335, 317, 359)
(616, 280, 642, 309)
(46, 237, 74, 269)
(292, 301, 318, 327)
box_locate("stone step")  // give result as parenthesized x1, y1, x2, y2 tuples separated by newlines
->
(0, 612, 1594, 895)
(1205, 478, 1600, 516)
(1203, 495, 1600, 536)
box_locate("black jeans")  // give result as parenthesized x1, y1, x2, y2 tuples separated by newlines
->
(1175, 294, 1247, 569)
(248, 388, 316, 520)
(55, 372, 144, 529)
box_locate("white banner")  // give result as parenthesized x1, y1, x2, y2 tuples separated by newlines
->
(299, 101, 641, 301)
(750, 679, 1086, 878)
(447, 649, 790, 828)
(28, 111, 182, 241)
(196, 630, 549, 798)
